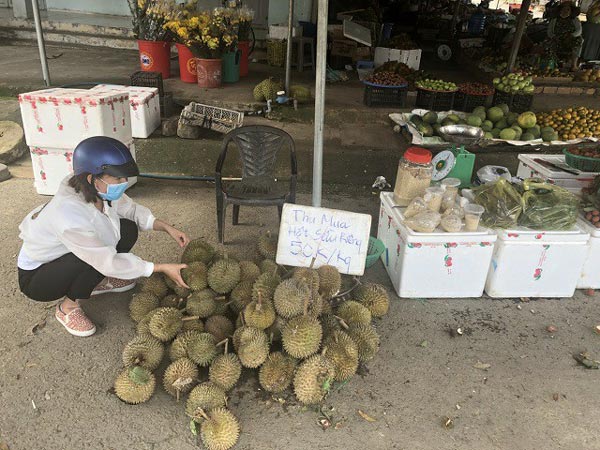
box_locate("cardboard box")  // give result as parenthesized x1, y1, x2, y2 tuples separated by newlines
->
(91, 84, 160, 139)
(353, 46, 372, 62)
(18, 88, 132, 148)
(331, 39, 357, 57)
(268, 25, 302, 40)
(374, 47, 422, 70)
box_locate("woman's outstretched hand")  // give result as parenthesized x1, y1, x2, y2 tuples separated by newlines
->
(153, 219, 190, 248)
(154, 263, 189, 288)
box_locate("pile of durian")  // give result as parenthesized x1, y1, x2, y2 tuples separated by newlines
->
(114, 233, 389, 450)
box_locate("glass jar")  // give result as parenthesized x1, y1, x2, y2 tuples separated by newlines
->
(393, 147, 433, 206)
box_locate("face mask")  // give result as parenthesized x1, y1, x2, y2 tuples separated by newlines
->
(96, 178, 128, 201)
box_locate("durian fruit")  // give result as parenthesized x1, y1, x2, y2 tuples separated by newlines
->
(163, 357, 198, 398)
(281, 315, 323, 359)
(199, 407, 240, 450)
(320, 313, 342, 336)
(160, 294, 182, 309)
(251, 271, 281, 302)
(306, 292, 324, 318)
(137, 308, 161, 336)
(122, 334, 164, 371)
(185, 382, 227, 420)
(129, 292, 160, 322)
(208, 259, 241, 294)
(209, 344, 242, 391)
(260, 259, 280, 275)
(323, 331, 359, 381)
(169, 330, 203, 361)
(182, 238, 215, 265)
(234, 326, 269, 368)
(243, 294, 276, 330)
(187, 332, 218, 367)
(355, 283, 390, 318)
(212, 297, 230, 316)
(230, 280, 254, 314)
(336, 301, 372, 326)
(347, 323, 380, 362)
(149, 307, 184, 342)
(140, 273, 169, 299)
(164, 276, 191, 299)
(317, 265, 342, 299)
(205, 315, 234, 342)
(292, 268, 320, 294)
(181, 316, 205, 332)
(182, 261, 208, 292)
(239, 260, 261, 282)
(253, 77, 283, 102)
(273, 278, 311, 319)
(257, 231, 278, 260)
(114, 366, 156, 404)
(320, 297, 333, 315)
(293, 354, 335, 405)
(258, 351, 297, 393)
(186, 289, 218, 318)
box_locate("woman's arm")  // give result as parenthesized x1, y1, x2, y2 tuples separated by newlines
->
(153, 219, 191, 248)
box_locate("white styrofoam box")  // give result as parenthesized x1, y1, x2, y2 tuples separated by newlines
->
(91, 84, 160, 139)
(485, 227, 589, 298)
(374, 47, 422, 70)
(517, 154, 597, 194)
(18, 88, 132, 148)
(268, 25, 302, 40)
(29, 141, 137, 196)
(577, 217, 600, 288)
(378, 192, 497, 298)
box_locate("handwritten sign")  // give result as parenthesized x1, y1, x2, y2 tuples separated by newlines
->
(276, 203, 372, 275)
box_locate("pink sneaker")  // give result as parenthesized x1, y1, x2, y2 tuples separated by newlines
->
(91, 277, 137, 296)
(55, 304, 96, 337)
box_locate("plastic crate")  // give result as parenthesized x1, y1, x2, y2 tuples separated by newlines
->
(492, 90, 533, 113)
(267, 39, 287, 67)
(130, 71, 164, 98)
(363, 82, 408, 107)
(453, 92, 490, 112)
(180, 102, 244, 134)
(366, 236, 385, 268)
(563, 148, 600, 172)
(415, 88, 456, 111)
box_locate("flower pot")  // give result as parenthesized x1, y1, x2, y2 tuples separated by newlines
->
(238, 40, 251, 77)
(176, 43, 197, 83)
(137, 40, 171, 79)
(222, 50, 241, 83)
(196, 58, 222, 88)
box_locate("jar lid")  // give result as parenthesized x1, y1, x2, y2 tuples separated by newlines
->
(404, 147, 432, 164)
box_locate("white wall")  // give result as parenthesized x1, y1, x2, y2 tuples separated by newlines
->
(46, 0, 131, 15)
(268, 0, 312, 26)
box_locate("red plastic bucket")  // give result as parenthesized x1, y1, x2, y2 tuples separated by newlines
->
(138, 40, 171, 79)
(238, 40, 250, 77)
(196, 58, 222, 88)
(176, 43, 197, 83)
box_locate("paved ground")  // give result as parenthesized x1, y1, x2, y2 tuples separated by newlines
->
(1, 173, 600, 450)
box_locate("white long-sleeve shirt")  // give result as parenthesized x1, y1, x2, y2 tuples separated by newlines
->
(18, 177, 155, 280)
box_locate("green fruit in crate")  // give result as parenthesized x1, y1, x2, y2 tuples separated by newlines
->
(441, 118, 454, 127)
(466, 115, 482, 127)
(499, 128, 517, 140)
(521, 132, 535, 141)
(432, 123, 442, 136)
(481, 120, 493, 132)
(446, 114, 460, 123)
(506, 112, 519, 126)
(411, 114, 424, 126)
(487, 106, 504, 122)
(495, 119, 508, 130)
(418, 123, 433, 137)
(473, 106, 487, 121)
(484, 131, 494, 139)
(423, 111, 438, 124)
(528, 125, 541, 139)
(491, 128, 502, 138)
(541, 126, 555, 135)
(517, 111, 537, 129)
(542, 131, 558, 142)
(511, 125, 523, 139)
(497, 103, 510, 115)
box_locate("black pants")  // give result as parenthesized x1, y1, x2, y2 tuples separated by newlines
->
(18, 219, 138, 302)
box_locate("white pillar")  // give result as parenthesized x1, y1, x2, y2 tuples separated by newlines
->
(312, 0, 328, 207)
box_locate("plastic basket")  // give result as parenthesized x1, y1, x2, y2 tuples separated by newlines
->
(563, 148, 600, 172)
(492, 90, 533, 113)
(366, 237, 385, 268)
(130, 70, 164, 97)
(180, 102, 244, 134)
(363, 82, 408, 107)
(267, 39, 287, 67)
(415, 88, 456, 111)
(453, 92, 490, 112)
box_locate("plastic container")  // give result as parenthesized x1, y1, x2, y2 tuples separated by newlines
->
(393, 147, 433, 206)
(577, 217, 600, 289)
(485, 227, 589, 298)
(441, 178, 461, 210)
(196, 58, 222, 88)
(492, 90, 533, 113)
(137, 40, 171, 79)
(363, 82, 408, 107)
(424, 186, 444, 212)
(516, 154, 597, 194)
(176, 43, 197, 83)
(366, 237, 385, 268)
(238, 40, 251, 77)
(464, 204, 484, 231)
(563, 148, 600, 172)
(222, 49, 241, 83)
(378, 192, 497, 298)
(415, 88, 456, 111)
(356, 60, 375, 81)
(130, 70, 164, 97)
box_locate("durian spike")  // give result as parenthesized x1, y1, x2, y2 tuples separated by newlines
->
(224, 339, 229, 355)
(333, 315, 349, 330)
(196, 408, 210, 421)
(309, 256, 317, 269)
(182, 315, 201, 322)
(216, 338, 229, 348)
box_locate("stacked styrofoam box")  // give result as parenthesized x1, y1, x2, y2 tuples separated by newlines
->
(269, 25, 303, 40)
(91, 84, 160, 138)
(374, 47, 422, 70)
(18, 88, 136, 195)
(378, 192, 497, 298)
(517, 154, 597, 195)
(577, 217, 600, 289)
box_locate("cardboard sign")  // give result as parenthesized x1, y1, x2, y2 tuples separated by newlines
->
(276, 203, 372, 275)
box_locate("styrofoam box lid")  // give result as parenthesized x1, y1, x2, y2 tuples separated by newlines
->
(495, 226, 590, 242)
(18, 88, 129, 105)
(91, 84, 159, 105)
(577, 215, 600, 237)
(518, 154, 598, 179)
(380, 191, 497, 242)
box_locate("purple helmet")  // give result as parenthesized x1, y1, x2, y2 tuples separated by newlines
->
(73, 136, 139, 178)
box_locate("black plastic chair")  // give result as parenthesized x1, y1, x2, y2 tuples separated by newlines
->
(215, 125, 297, 243)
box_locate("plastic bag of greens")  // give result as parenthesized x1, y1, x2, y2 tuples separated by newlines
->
(518, 179, 580, 230)
(472, 178, 522, 228)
